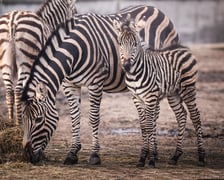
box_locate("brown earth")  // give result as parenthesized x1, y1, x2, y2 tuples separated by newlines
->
(0, 45, 224, 179)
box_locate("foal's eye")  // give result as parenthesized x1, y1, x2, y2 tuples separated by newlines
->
(35, 116, 43, 124)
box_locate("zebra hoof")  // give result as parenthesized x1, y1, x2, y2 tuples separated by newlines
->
(149, 159, 155, 168)
(154, 152, 159, 161)
(168, 158, 177, 165)
(198, 160, 205, 167)
(136, 157, 146, 167)
(89, 152, 101, 165)
(198, 151, 205, 166)
(64, 152, 78, 165)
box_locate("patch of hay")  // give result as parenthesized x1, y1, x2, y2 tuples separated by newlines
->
(0, 117, 24, 163)
(0, 116, 14, 131)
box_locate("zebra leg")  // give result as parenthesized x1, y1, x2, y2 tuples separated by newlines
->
(15, 74, 24, 126)
(145, 99, 158, 168)
(88, 84, 103, 165)
(15, 85, 23, 126)
(153, 101, 160, 160)
(2, 69, 14, 123)
(145, 99, 157, 168)
(62, 81, 82, 165)
(167, 95, 187, 165)
(182, 87, 205, 166)
(132, 96, 148, 167)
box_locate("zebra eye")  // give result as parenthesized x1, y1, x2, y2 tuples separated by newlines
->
(35, 116, 43, 124)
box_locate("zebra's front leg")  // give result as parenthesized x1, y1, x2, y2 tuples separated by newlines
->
(167, 95, 187, 165)
(88, 85, 103, 165)
(145, 99, 158, 168)
(132, 96, 148, 167)
(62, 82, 82, 165)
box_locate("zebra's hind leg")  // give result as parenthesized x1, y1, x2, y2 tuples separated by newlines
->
(2, 71, 14, 123)
(183, 87, 205, 166)
(15, 83, 23, 125)
(167, 95, 187, 165)
(153, 101, 160, 160)
(62, 81, 82, 165)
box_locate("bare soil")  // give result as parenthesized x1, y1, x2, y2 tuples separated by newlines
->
(0, 45, 224, 179)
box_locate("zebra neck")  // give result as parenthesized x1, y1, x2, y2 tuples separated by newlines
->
(37, 0, 68, 32)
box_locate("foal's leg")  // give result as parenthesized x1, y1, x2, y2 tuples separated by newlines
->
(145, 96, 158, 168)
(132, 96, 148, 167)
(167, 95, 187, 165)
(182, 87, 205, 166)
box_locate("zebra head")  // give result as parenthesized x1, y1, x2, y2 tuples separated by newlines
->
(67, 0, 78, 17)
(22, 82, 59, 163)
(114, 15, 146, 72)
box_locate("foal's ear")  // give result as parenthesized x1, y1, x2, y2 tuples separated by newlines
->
(35, 82, 47, 102)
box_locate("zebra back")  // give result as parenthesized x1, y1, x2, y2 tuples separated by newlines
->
(0, 0, 76, 125)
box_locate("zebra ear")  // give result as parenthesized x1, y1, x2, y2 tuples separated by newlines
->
(113, 20, 122, 43)
(113, 20, 122, 33)
(135, 16, 146, 32)
(35, 82, 47, 102)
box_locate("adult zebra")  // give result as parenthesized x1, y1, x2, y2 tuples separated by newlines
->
(21, 5, 179, 165)
(114, 17, 205, 167)
(0, 0, 76, 125)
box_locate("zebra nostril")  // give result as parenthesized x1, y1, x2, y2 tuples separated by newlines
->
(123, 59, 131, 72)
(24, 142, 33, 158)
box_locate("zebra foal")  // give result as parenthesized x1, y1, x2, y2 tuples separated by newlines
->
(114, 17, 205, 167)
(0, 0, 76, 125)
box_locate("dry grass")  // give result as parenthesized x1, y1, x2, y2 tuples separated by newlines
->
(0, 117, 24, 163)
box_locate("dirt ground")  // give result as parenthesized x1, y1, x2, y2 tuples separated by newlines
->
(0, 45, 224, 179)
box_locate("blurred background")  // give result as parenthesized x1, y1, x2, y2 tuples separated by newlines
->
(0, 0, 224, 45)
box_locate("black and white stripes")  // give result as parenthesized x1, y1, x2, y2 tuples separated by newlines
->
(0, 0, 76, 125)
(115, 18, 205, 167)
(21, 5, 180, 165)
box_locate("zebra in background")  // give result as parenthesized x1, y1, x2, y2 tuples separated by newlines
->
(21, 5, 180, 165)
(114, 17, 205, 167)
(0, 0, 76, 125)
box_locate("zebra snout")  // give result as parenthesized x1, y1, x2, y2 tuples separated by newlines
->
(122, 59, 132, 72)
(24, 141, 33, 161)
(24, 144, 43, 164)
(24, 142, 42, 164)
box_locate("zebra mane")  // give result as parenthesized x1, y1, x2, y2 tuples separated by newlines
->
(36, 0, 54, 15)
(21, 19, 74, 102)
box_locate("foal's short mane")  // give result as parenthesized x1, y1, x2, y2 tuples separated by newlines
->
(144, 44, 188, 54)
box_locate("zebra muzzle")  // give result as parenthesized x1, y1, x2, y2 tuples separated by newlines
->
(122, 59, 132, 72)
(24, 142, 42, 164)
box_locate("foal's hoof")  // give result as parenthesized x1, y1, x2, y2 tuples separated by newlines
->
(198, 152, 205, 166)
(64, 152, 78, 165)
(89, 152, 101, 165)
(149, 159, 155, 168)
